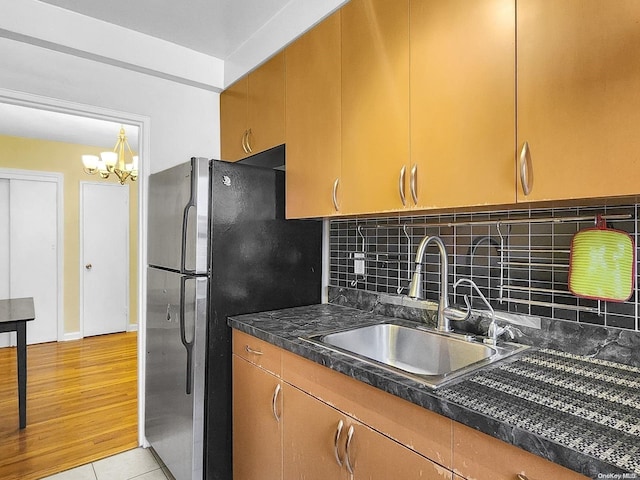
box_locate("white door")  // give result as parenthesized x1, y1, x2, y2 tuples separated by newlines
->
(81, 182, 129, 337)
(0, 175, 60, 346)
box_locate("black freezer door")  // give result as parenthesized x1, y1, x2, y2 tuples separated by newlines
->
(204, 160, 322, 480)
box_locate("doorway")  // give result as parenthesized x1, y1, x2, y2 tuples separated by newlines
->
(0, 88, 149, 449)
(80, 182, 130, 337)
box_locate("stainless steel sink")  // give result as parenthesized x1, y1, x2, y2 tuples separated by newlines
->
(301, 323, 529, 389)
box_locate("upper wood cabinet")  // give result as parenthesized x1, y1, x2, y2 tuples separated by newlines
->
(516, 0, 640, 202)
(220, 52, 285, 161)
(230, 0, 640, 216)
(220, 76, 248, 162)
(340, 0, 410, 215)
(285, 11, 342, 219)
(410, 0, 515, 209)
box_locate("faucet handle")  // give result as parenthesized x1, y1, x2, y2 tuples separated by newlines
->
(489, 324, 523, 341)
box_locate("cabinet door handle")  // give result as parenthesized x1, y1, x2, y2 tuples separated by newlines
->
(244, 345, 263, 355)
(410, 164, 418, 205)
(332, 178, 340, 212)
(519, 141, 533, 196)
(271, 383, 281, 423)
(344, 424, 355, 474)
(333, 419, 344, 467)
(246, 128, 253, 154)
(241, 130, 249, 154)
(399, 165, 407, 206)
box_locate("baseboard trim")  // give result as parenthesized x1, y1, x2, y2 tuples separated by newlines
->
(62, 332, 82, 341)
(127, 323, 138, 332)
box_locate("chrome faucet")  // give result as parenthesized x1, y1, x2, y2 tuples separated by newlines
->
(452, 278, 522, 345)
(408, 236, 469, 332)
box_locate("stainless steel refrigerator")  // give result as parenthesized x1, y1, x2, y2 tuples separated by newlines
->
(145, 155, 322, 480)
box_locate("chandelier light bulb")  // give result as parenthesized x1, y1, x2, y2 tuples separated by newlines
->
(81, 155, 99, 174)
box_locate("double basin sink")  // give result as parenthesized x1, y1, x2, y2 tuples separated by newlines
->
(302, 323, 529, 389)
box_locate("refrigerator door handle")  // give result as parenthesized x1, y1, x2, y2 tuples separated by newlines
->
(180, 160, 197, 274)
(179, 277, 194, 395)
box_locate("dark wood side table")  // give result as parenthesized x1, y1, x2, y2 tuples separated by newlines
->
(0, 297, 35, 429)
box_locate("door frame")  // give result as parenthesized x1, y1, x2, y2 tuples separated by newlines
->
(0, 87, 150, 447)
(0, 168, 64, 342)
(79, 181, 130, 338)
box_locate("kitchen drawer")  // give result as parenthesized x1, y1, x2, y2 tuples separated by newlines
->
(232, 330, 281, 376)
(452, 422, 589, 480)
(281, 349, 452, 469)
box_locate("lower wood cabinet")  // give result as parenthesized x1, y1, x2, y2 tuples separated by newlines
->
(232, 331, 283, 480)
(452, 422, 589, 480)
(282, 383, 450, 479)
(281, 383, 346, 479)
(232, 354, 282, 480)
(232, 330, 589, 480)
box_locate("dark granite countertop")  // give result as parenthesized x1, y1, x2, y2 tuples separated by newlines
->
(228, 303, 640, 479)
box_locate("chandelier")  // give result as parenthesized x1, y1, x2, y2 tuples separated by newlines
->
(81, 126, 138, 185)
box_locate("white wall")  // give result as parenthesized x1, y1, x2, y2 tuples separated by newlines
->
(0, 36, 220, 172)
(0, 34, 219, 448)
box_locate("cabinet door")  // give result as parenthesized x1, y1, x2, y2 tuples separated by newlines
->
(232, 355, 282, 480)
(285, 12, 342, 219)
(347, 422, 453, 479)
(410, 0, 515, 209)
(247, 51, 285, 155)
(282, 384, 347, 480)
(220, 76, 248, 162)
(452, 422, 589, 480)
(341, 0, 410, 215)
(517, 0, 640, 202)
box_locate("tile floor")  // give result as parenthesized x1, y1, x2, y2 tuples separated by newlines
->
(41, 447, 173, 480)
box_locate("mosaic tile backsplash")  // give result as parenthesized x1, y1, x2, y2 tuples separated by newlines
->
(329, 204, 639, 332)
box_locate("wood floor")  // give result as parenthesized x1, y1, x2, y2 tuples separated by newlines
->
(0, 332, 138, 480)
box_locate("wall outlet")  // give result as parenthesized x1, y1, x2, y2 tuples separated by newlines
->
(353, 252, 365, 275)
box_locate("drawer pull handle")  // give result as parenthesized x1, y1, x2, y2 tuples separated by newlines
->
(244, 345, 263, 355)
(246, 128, 253, 154)
(399, 165, 407, 206)
(241, 130, 249, 154)
(410, 164, 418, 205)
(519, 141, 533, 196)
(345, 424, 355, 474)
(516, 475, 530, 480)
(333, 420, 344, 467)
(332, 178, 340, 212)
(271, 383, 281, 423)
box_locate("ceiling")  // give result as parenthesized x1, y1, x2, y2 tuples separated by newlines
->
(38, 0, 295, 60)
(0, 103, 138, 149)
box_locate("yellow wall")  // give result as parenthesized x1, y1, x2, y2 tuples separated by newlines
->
(0, 134, 138, 335)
